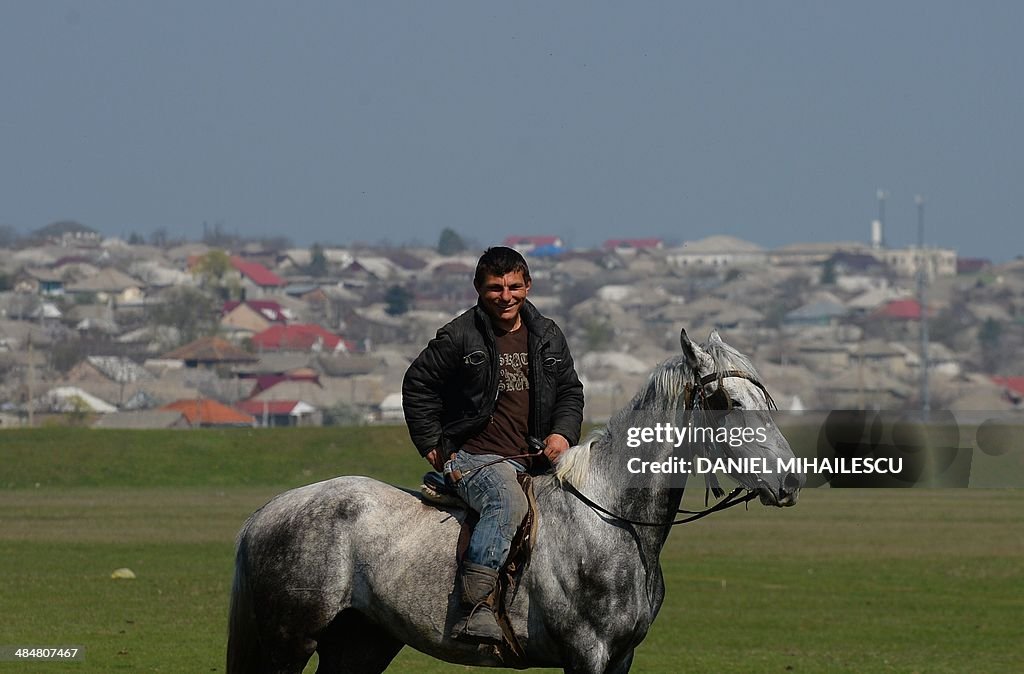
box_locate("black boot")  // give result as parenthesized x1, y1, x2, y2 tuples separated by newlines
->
(450, 562, 504, 645)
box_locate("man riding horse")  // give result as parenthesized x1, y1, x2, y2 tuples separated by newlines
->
(403, 246, 585, 645)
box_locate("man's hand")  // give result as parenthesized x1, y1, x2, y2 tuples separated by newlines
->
(425, 448, 448, 472)
(542, 434, 571, 464)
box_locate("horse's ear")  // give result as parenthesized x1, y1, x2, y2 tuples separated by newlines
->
(708, 329, 723, 344)
(680, 328, 700, 368)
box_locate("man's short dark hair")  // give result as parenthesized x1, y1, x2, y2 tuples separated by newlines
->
(474, 247, 531, 288)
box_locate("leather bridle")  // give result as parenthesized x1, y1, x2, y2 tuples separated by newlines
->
(685, 369, 778, 413)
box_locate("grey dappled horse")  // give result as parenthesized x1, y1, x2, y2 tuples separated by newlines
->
(227, 330, 803, 674)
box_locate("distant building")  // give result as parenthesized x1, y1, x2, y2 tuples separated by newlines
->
(378, 392, 404, 422)
(338, 256, 399, 282)
(251, 324, 352, 354)
(67, 356, 154, 386)
(93, 410, 189, 429)
(35, 386, 117, 414)
(247, 372, 322, 398)
(230, 255, 286, 295)
(769, 242, 872, 266)
(221, 300, 291, 337)
(502, 235, 563, 253)
(784, 298, 849, 326)
(64, 267, 146, 305)
(872, 299, 935, 321)
(957, 257, 992, 275)
(161, 398, 255, 427)
(235, 399, 320, 427)
(771, 240, 957, 279)
(991, 376, 1024, 404)
(162, 336, 258, 368)
(15, 268, 65, 296)
(603, 238, 663, 253)
(31, 220, 102, 248)
(665, 236, 766, 268)
(825, 251, 888, 275)
(873, 247, 956, 279)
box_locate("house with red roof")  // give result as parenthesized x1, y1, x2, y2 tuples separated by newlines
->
(230, 255, 285, 295)
(872, 299, 935, 321)
(247, 372, 322, 397)
(957, 258, 992, 275)
(161, 398, 255, 427)
(221, 300, 291, 337)
(251, 324, 352, 354)
(991, 377, 1024, 404)
(162, 336, 258, 368)
(235, 399, 320, 427)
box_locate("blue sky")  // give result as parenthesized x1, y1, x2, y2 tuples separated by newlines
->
(1, 1, 1021, 259)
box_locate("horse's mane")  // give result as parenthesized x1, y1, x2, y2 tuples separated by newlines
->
(554, 429, 601, 488)
(555, 353, 696, 488)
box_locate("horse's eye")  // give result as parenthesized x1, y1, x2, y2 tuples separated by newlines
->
(730, 400, 743, 410)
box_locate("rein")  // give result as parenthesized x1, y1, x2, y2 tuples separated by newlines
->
(565, 483, 758, 527)
(446, 437, 548, 483)
(565, 368, 773, 527)
(448, 451, 540, 483)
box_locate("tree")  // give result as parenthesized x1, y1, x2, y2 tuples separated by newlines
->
(202, 221, 235, 247)
(193, 250, 239, 300)
(979, 318, 1003, 373)
(820, 259, 837, 285)
(385, 285, 412, 316)
(322, 402, 364, 426)
(67, 396, 91, 426)
(149, 287, 219, 345)
(48, 338, 88, 374)
(438, 228, 467, 255)
(582, 318, 615, 351)
(308, 243, 328, 277)
(194, 250, 231, 283)
(150, 227, 168, 247)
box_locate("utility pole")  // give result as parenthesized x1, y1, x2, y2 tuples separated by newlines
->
(27, 333, 35, 427)
(915, 195, 930, 420)
(877, 189, 888, 247)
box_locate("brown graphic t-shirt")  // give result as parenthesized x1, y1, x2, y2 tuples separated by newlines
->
(462, 323, 530, 460)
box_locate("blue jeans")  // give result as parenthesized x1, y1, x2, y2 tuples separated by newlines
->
(447, 450, 529, 571)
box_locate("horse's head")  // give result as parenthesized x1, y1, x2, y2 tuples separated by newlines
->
(680, 329, 804, 507)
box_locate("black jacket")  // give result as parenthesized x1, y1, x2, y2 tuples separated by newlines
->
(403, 300, 584, 458)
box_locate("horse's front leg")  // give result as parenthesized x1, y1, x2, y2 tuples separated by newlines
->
(603, 649, 635, 674)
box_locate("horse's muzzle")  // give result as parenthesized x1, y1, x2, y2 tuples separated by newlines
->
(757, 472, 802, 507)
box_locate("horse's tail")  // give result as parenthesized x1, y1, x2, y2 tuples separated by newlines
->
(226, 521, 263, 674)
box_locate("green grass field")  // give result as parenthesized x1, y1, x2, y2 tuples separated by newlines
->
(1, 427, 1022, 673)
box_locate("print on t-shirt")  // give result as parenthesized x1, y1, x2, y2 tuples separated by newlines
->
(499, 351, 529, 392)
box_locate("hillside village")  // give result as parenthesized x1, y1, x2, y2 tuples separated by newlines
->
(1, 220, 1023, 430)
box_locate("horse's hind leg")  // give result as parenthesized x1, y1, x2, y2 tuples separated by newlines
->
(315, 608, 403, 674)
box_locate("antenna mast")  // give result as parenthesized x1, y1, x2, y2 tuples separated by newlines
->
(915, 195, 930, 420)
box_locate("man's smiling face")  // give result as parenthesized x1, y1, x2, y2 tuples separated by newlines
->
(476, 271, 531, 331)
